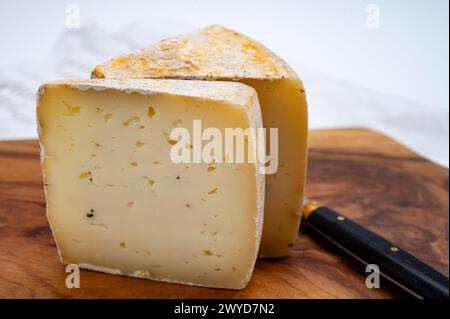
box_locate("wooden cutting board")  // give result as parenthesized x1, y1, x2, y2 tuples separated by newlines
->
(0, 128, 448, 298)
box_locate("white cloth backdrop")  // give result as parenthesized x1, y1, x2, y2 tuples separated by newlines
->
(0, 23, 448, 167)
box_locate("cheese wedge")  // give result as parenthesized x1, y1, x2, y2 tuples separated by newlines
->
(37, 79, 264, 289)
(92, 25, 308, 257)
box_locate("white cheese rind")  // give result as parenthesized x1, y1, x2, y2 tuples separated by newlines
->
(37, 78, 264, 289)
(39, 78, 257, 107)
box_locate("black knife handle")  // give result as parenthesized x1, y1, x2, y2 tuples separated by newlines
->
(302, 203, 449, 299)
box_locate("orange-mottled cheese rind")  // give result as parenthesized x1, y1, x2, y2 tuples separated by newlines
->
(92, 25, 297, 81)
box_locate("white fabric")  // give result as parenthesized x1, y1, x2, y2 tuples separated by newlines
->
(0, 23, 448, 167)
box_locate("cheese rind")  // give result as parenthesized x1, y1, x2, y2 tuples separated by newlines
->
(37, 79, 264, 289)
(92, 25, 308, 257)
(91, 25, 296, 81)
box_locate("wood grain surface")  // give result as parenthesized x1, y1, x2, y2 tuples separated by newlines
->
(0, 128, 448, 299)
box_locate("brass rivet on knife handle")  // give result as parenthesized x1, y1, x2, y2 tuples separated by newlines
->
(390, 246, 399, 253)
(302, 200, 321, 220)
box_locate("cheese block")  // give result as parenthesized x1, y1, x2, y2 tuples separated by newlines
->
(36, 79, 264, 289)
(92, 25, 308, 257)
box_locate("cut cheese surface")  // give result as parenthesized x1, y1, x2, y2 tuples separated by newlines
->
(92, 25, 308, 257)
(37, 79, 264, 289)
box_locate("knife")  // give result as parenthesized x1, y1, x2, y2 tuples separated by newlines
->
(301, 199, 449, 299)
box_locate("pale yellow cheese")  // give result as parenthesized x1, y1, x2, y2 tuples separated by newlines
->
(37, 79, 264, 289)
(92, 25, 308, 257)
